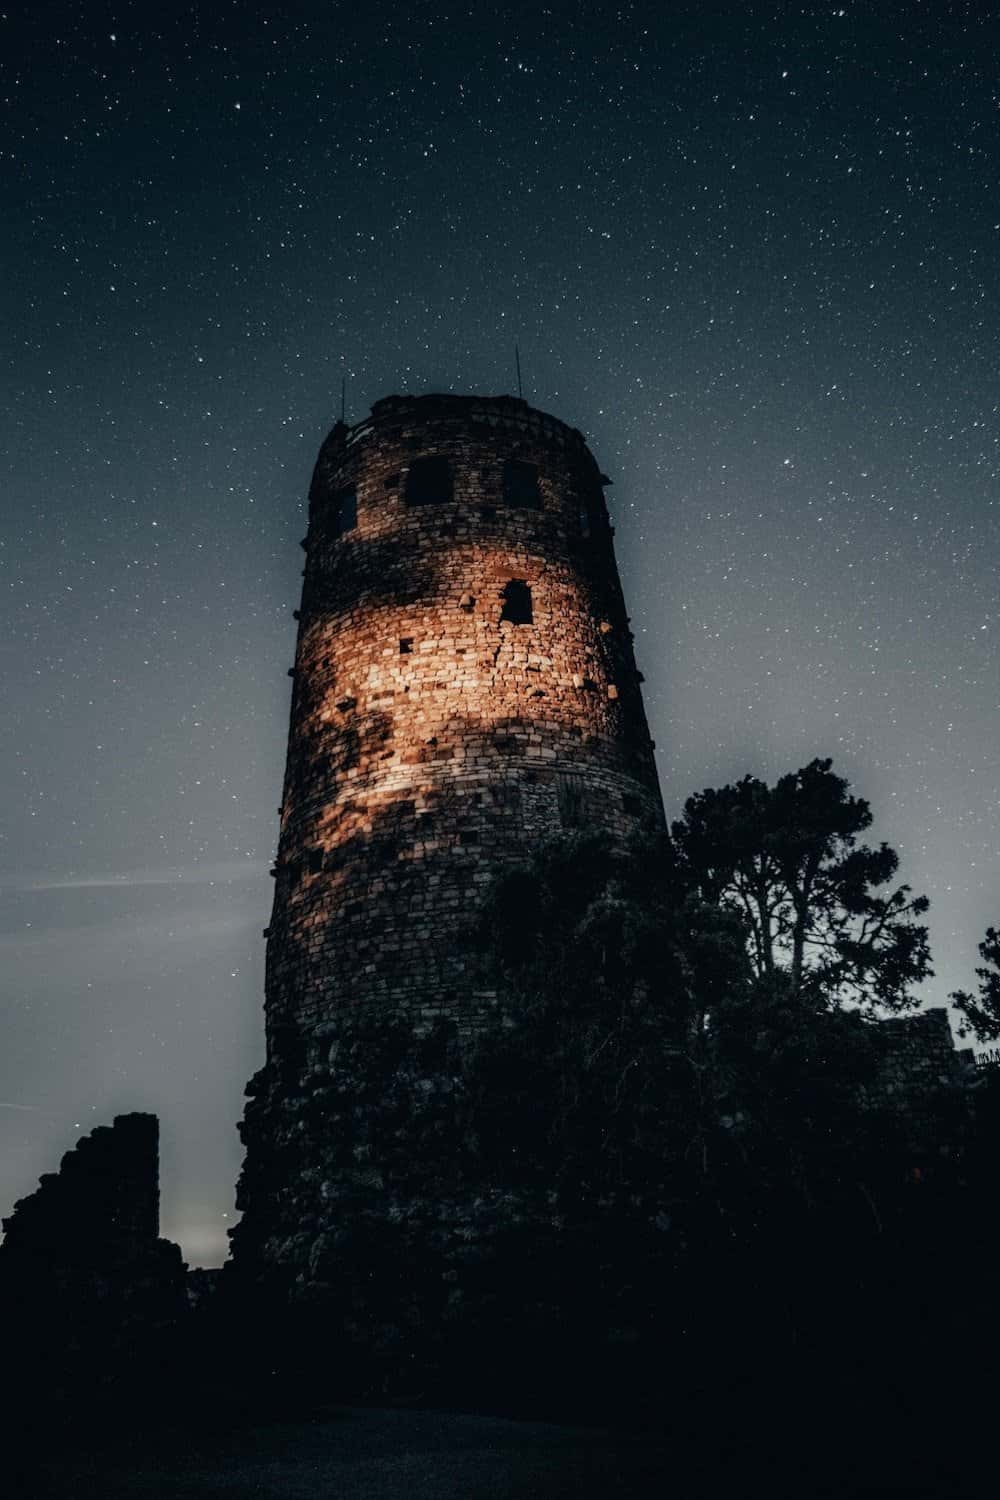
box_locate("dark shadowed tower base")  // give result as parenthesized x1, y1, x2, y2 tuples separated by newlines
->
(264, 393, 663, 1052)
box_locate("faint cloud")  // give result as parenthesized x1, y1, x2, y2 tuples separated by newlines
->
(7, 860, 270, 894)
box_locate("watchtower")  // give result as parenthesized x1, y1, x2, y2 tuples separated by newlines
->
(264, 393, 662, 1048)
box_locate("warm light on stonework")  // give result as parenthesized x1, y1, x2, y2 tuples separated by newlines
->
(263, 393, 664, 1053)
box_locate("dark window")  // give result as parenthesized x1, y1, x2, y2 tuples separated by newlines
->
(579, 505, 592, 539)
(492, 783, 522, 812)
(331, 486, 357, 536)
(557, 775, 585, 827)
(622, 794, 642, 816)
(500, 579, 533, 625)
(399, 637, 413, 654)
(502, 459, 542, 508)
(271, 1024, 306, 1073)
(307, 848, 324, 874)
(405, 455, 452, 505)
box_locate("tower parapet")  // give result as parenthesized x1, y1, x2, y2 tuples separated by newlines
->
(264, 393, 663, 1045)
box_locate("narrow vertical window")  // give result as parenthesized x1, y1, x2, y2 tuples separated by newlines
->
(556, 775, 585, 827)
(500, 579, 533, 625)
(331, 486, 357, 536)
(405, 455, 453, 506)
(581, 491, 605, 537)
(502, 459, 541, 509)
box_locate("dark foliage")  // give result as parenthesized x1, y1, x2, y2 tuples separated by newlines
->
(472, 829, 899, 1217)
(951, 925, 1000, 1041)
(672, 758, 931, 1009)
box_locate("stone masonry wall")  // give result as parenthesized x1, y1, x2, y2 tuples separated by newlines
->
(875, 1006, 976, 1158)
(264, 394, 664, 1044)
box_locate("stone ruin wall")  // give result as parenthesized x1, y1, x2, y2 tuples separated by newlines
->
(1, 1112, 162, 1265)
(1, 1113, 186, 1393)
(876, 1006, 977, 1159)
(264, 394, 664, 1046)
(878, 1007, 975, 1094)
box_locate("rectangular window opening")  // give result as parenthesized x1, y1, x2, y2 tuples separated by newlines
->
(557, 775, 585, 827)
(399, 637, 413, 654)
(331, 485, 357, 537)
(405, 455, 453, 506)
(492, 783, 522, 812)
(500, 579, 533, 625)
(502, 459, 542, 509)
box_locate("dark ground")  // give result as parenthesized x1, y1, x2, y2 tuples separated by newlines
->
(27, 1406, 673, 1499)
(18, 1392, 993, 1500)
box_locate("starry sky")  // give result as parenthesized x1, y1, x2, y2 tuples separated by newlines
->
(3, 1, 998, 1266)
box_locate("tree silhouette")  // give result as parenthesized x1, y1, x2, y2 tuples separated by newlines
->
(671, 758, 930, 1011)
(951, 926, 1000, 1042)
(475, 828, 894, 1215)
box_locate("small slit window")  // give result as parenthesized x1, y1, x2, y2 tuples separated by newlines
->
(502, 459, 542, 509)
(557, 775, 585, 827)
(331, 486, 357, 537)
(405, 455, 453, 506)
(500, 579, 533, 625)
(492, 783, 522, 812)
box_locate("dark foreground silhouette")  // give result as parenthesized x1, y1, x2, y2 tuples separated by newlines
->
(7, 812, 998, 1497)
(7, 1162, 997, 1500)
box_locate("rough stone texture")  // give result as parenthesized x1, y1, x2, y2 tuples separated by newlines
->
(877, 1007, 975, 1094)
(875, 1007, 976, 1158)
(264, 393, 664, 1047)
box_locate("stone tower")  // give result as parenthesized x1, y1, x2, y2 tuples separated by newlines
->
(264, 393, 662, 1050)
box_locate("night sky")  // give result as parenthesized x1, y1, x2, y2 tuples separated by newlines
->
(3, 2, 997, 1266)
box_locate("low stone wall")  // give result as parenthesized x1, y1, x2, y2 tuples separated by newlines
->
(1, 1114, 186, 1400)
(874, 1006, 977, 1160)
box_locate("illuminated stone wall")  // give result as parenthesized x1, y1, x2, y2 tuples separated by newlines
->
(263, 393, 663, 1045)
